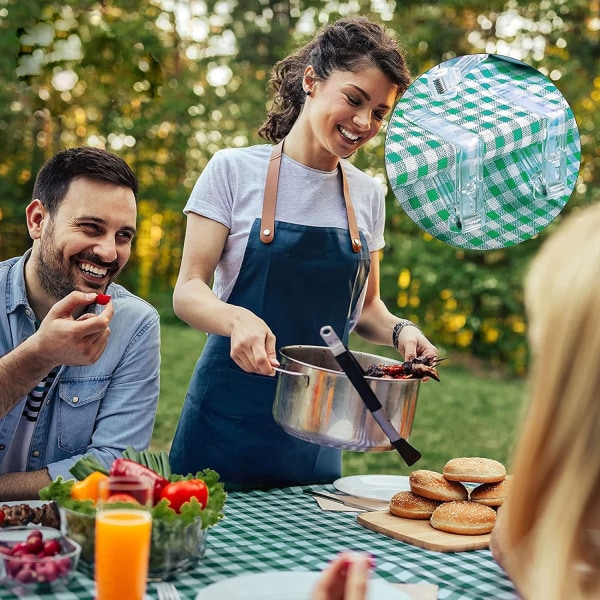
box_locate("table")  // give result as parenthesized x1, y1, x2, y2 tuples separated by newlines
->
(1, 486, 518, 600)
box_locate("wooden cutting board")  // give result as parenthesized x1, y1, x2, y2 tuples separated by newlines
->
(357, 510, 491, 552)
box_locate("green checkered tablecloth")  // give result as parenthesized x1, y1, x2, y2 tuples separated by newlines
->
(1, 486, 518, 600)
(385, 54, 581, 250)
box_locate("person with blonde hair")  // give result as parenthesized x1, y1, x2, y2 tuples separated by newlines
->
(490, 202, 600, 599)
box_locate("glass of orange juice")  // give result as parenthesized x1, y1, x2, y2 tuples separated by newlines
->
(95, 476, 153, 600)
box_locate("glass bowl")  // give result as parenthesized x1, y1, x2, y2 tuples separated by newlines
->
(0, 526, 80, 595)
(63, 508, 207, 581)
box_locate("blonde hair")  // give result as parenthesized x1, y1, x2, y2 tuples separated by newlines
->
(503, 203, 600, 599)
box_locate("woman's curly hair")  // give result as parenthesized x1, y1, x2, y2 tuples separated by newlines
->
(258, 16, 410, 143)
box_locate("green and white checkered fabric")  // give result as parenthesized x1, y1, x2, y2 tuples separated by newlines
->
(386, 54, 581, 250)
(2, 487, 517, 600)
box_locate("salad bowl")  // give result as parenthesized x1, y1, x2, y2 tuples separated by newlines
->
(40, 448, 226, 582)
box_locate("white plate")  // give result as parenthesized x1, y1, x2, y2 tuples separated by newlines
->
(333, 475, 410, 501)
(195, 571, 411, 600)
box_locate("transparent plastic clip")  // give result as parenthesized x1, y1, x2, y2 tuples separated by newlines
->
(427, 54, 489, 99)
(490, 83, 567, 200)
(404, 108, 485, 233)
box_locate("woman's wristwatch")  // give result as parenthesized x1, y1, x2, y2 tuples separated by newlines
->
(392, 319, 421, 350)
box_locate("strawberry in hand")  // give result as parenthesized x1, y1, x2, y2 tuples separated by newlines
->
(96, 294, 111, 305)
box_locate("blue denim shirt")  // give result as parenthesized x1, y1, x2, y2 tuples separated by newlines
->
(0, 252, 161, 481)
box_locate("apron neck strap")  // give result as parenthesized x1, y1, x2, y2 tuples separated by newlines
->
(260, 140, 363, 253)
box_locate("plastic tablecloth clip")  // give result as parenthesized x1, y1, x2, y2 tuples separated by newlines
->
(490, 82, 567, 201)
(426, 54, 489, 99)
(404, 107, 485, 234)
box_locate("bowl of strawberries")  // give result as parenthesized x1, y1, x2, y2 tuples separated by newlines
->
(0, 526, 81, 594)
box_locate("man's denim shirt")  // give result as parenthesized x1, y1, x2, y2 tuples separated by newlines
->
(0, 252, 161, 481)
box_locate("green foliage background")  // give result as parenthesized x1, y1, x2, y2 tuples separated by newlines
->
(0, 0, 598, 372)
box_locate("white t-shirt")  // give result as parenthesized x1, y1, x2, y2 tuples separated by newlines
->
(184, 144, 386, 302)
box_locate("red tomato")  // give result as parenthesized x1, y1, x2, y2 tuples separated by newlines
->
(96, 294, 111, 305)
(159, 480, 209, 513)
(106, 493, 140, 504)
(0, 509, 4, 526)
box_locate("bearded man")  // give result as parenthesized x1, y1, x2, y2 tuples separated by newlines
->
(0, 147, 160, 500)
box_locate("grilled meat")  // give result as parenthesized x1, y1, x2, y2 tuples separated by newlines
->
(0, 501, 61, 530)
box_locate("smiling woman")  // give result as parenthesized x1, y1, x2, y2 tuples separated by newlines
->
(167, 16, 439, 492)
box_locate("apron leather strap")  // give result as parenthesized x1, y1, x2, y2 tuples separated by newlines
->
(259, 140, 283, 245)
(339, 164, 364, 253)
(260, 140, 363, 253)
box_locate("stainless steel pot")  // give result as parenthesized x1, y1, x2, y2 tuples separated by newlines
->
(273, 345, 420, 452)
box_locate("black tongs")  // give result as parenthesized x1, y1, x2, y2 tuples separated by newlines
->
(319, 325, 421, 467)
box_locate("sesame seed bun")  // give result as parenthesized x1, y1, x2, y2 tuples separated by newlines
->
(470, 475, 513, 506)
(409, 469, 469, 502)
(443, 457, 506, 484)
(389, 491, 441, 519)
(430, 501, 497, 535)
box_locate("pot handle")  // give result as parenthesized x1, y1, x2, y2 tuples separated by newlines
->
(272, 366, 310, 387)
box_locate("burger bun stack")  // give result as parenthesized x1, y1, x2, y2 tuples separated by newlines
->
(389, 457, 510, 535)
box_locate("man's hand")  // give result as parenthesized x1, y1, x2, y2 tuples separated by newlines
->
(32, 291, 114, 368)
(0, 292, 113, 418)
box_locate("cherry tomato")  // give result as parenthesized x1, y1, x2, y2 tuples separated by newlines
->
(0, 508, 4, 526)
(96, 294, 111, 305)
(159, 479, 209, 513)
(106, 493, 140, 505)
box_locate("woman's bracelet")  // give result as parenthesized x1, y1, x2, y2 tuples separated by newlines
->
(392, 319, 421, 350)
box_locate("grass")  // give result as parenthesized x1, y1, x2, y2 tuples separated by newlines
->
(153, 323, 528, 476)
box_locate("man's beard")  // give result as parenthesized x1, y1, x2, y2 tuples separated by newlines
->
(36, 223, 121, 302)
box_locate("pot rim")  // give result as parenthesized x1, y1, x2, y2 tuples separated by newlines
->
(278, 344, 414, 382)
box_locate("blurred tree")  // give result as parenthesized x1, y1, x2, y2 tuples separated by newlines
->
(378, 0, 599, 370)
(0, 0, 597, 369)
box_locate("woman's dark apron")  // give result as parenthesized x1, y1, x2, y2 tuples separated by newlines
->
(169, 142, 371, 489)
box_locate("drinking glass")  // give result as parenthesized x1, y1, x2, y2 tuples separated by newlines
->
(95, 476, 153, 600)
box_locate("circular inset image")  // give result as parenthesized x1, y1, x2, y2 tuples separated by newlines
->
(385, 54, 581, 250)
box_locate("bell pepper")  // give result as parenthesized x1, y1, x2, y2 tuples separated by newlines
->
(70, 471, 108, 504)
(108, 458, 169, 505)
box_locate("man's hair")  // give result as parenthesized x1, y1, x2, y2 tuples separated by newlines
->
(32, 147, 139, 215)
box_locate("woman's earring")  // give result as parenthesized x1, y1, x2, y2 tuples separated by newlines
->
(305, 90, 311, 96)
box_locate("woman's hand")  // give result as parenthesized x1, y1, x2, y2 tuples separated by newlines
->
(229, 307, 279, 375)
(310, 552, 373, 600)
(396, 326, 437, 362)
